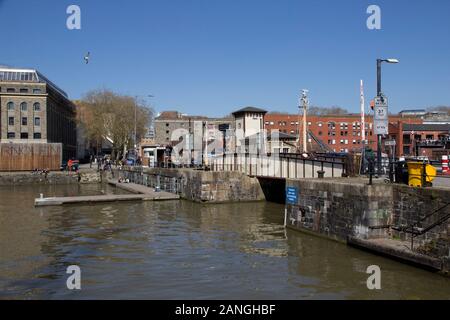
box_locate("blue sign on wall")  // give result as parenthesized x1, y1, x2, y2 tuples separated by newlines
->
(286, 187, 298, 204)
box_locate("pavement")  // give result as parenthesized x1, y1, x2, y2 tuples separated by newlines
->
(432, 176, 450, 189)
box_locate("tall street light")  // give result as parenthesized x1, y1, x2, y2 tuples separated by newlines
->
(134, 94, 155, 152)
(376, 58, 399, 175)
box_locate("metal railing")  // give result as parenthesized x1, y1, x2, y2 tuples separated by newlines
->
(114, 168, 183, 195)
(392, 202, 450, 250)
(210, 152, 347, 179)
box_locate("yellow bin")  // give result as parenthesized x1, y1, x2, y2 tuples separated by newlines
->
(407, 162, 437, 187)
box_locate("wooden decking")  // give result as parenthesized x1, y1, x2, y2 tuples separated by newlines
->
(34, 180, 180, 207)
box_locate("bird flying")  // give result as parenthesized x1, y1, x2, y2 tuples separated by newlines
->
(84, 52, 90, 64)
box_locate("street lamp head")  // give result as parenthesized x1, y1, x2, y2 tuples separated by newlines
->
(385, 59, 399, 64)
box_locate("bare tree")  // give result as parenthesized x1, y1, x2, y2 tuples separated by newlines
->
(427, 106, 450, 114)
(76, 89, 153, 160)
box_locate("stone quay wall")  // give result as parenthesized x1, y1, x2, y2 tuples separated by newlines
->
(286, 179, 393, 242)
(0, 171, 101, 186)
(392, 185, 449, 258)
(114, 167, 266, 203)
(286, 178, 450, 272)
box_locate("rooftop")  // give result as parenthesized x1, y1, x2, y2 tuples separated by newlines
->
(232, 106, 268, 115)
(403, 123, 450, 132)
(0, 65, 68, 98)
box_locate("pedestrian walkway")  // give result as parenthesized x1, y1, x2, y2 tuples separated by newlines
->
(34, 180, 180, 207)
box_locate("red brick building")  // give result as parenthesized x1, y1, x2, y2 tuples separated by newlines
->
(264, 113, 423, 154)
(388, 122, 450, 159)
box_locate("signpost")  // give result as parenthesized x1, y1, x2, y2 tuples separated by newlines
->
(385, 140, 396, 147)
(374, 95, 389, 136)
(285, 187, 298, 227)
(286, 187, 298, 205)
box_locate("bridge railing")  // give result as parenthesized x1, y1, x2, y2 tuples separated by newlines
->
(114, 168, 183, 195)
(210, 153, 346, 179)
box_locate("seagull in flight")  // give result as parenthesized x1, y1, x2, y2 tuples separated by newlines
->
(84, 52, 90, 64)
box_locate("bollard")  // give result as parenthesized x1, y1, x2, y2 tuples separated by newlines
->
(317, 170, 325, 179)
(40, 193, 44, 199)
(368, 159, 374, 185)
(442, 155, 449, 174)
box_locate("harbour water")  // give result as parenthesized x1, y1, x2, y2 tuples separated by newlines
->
(0, 184, 449, 300)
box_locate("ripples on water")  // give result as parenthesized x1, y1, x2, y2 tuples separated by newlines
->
(0, 184, 449, 300)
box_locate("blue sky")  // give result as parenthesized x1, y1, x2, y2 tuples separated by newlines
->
(1, 0, 449, 116)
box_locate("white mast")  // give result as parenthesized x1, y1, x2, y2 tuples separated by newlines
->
(301, 90, 309, 154)
(360, 80, 366, 145)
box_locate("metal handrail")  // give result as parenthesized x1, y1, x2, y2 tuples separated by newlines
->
(391, 202, 450, 250)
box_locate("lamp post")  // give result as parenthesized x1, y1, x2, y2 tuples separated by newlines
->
(134, 94, 154, 158)
(376, 58, 399, 175)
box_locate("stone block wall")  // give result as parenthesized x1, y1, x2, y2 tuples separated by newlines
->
(286, 179, 393, 242)
(286, 178, 450, 271)
(392, 185, 449, 257)
(117, 167, 266, 203)
(0, 171, 101, 185)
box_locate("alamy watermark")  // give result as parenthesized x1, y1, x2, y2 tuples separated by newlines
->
(66, 265, 81, 290)
(366, 265, 381, 290)
(367, 5, 381, 30)
(66, 5, 81, 30)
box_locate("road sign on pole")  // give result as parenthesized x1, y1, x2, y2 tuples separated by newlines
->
(374, 95, 389, 135)
(385, 140, 396, 147)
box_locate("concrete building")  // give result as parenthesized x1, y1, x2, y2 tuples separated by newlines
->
(154, 111, 234, 146)
(0, 66, 77, 160)
(232, 107, 267, 139)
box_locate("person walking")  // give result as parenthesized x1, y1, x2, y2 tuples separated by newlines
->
(67, 159, 73, 175)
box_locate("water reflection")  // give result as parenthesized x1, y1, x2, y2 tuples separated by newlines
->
(0, 185, 449, 300)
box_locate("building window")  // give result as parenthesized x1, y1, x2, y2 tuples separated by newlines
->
(33, 133, 42, 139)
(318, 131, 322, 136)
(20, 88, 29, 93)
(7, 88, 15, 93)
(8, 117, 14, 126)
(20, 133, 29, 139)
(34, 117, 41, 126)
(22, 117, 28, 126)
(21, 102, 28, 111)
(166, 123, 170, 127)
(7, 102, 14, 111)
(33, 89, 42, 94)
(7, 132, 15, 139)
(34, 102, 41, 111)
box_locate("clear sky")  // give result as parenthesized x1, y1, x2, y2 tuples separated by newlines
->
(1, 0, 449, 116)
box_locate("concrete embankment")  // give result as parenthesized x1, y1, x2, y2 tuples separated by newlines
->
(114, 167, 266, 203)
(0, 170, 101, 185)
(285, 178, 450, 275)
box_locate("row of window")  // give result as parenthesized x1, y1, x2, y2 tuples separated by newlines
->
(3, 88, 42, 94)
(6, 132, 41, 139)
(8, 116, 41, 126)
(6, 102, 41, 111)
(327, 139, 366, 145)
(266, 121, 373, 129)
